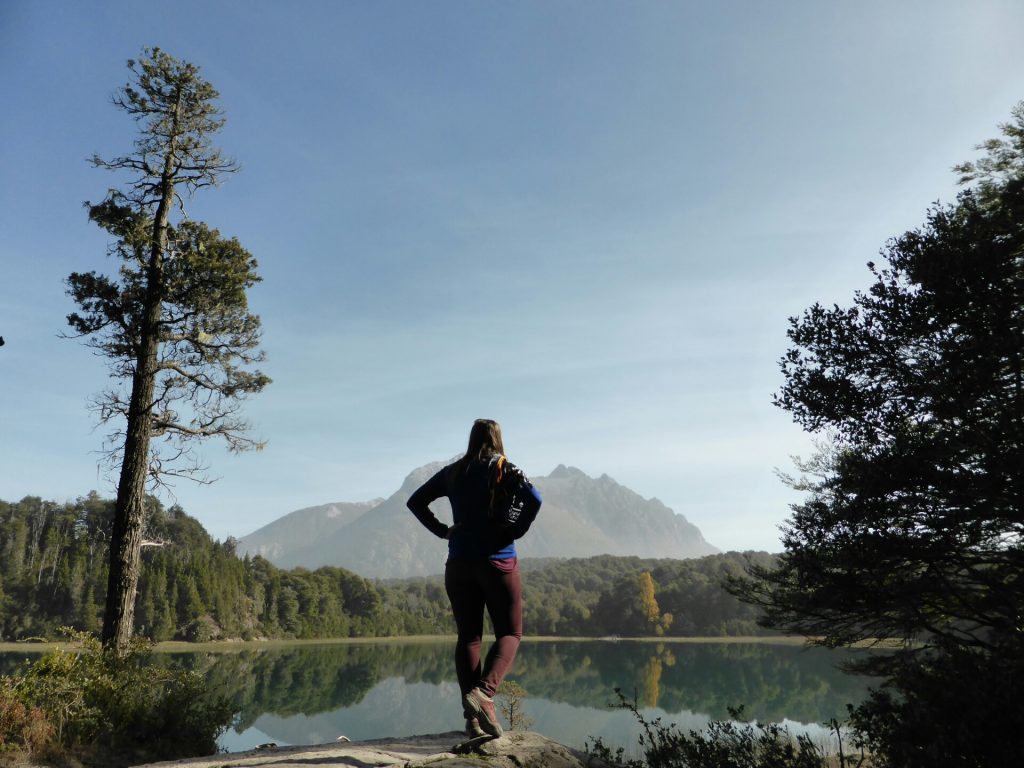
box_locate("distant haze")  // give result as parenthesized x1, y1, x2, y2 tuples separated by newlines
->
(239, 462, 717, 578)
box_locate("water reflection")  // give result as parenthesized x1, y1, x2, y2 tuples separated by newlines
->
(153, 640, 874, 751)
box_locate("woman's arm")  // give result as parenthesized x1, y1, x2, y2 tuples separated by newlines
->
(406, 469, 451, 539)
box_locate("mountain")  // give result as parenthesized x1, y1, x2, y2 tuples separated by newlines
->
(237, 499, 383, 563)
(237, 462, 718, 578)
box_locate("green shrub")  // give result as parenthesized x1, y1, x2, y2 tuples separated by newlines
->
(180, 616, 219, 643)
(6, 632, 236, 766)
(587, 690, 860, 768)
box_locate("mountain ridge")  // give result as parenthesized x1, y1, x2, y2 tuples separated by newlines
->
(239, 462, 717, 578)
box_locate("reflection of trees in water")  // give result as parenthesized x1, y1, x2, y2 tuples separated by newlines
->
(155, 641, 876, 727)
(0, 652, 37, 677)
(162, 643, 452, 730)
(639, 654, 665, 708)
(514, 642, 876, 722)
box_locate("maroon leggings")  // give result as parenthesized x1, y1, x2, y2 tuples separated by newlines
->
(444, 557, 523, 702)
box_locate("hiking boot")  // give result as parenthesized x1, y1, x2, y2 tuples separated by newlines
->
(463, 687, 503, 737)
(465, 717, 487, 739)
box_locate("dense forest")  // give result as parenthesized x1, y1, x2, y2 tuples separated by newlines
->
(0, 494, 776, 641)
(394, 553, 777, 637)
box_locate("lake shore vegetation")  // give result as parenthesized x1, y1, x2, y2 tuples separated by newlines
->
(586, 690, 868, 768)
(0, 632, 234, 767)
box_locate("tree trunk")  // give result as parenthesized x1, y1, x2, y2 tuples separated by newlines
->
(101, 325, 159, 653)
(101, 108, 177, 654)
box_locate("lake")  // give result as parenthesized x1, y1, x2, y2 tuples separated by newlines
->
(145, 639, 876, 756)
(0, 639, 875, 756)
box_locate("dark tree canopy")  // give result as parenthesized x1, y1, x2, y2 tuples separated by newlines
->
(729, 105, 1024, 765)
(732, 105, 1024, 665)
(66, 48, 268, 652)
(68, 211, 268, 480)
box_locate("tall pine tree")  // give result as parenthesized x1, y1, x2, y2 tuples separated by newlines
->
(67, 49, 269, 653)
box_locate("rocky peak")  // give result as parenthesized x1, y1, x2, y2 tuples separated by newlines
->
(546, 464, 588, 480)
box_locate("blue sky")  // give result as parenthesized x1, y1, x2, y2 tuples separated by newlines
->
(2, 1, 1023, 552)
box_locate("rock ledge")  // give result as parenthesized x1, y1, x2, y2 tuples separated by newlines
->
(132, 730, 611, 767)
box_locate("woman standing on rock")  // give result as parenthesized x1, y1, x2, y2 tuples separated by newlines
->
(407, 419, 542, 739)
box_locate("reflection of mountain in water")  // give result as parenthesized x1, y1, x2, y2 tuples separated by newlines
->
(252, 678, 465, 745)
(247, 679, 709, 751)
(164, 639, 875, 737)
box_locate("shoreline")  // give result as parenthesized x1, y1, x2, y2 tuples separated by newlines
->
(0, 634, 810, 654)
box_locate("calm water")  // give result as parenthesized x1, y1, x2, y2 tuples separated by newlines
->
(156, 640, 876, 755)
(0, 640, 875, 755)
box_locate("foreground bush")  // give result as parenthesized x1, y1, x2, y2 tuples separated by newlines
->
(849, 642, 1024, 768)
(588, 689, 865, 768)
(3, 633, 235, 766)
(0, 682, 55, 762)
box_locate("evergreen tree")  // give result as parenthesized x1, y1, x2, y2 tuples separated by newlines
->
(731, 104, 1024, 766)
(65, 48, 269, 653)
(732, 138, 1024, 662)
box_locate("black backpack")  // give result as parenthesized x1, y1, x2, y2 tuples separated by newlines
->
(486, 454, 536, 538)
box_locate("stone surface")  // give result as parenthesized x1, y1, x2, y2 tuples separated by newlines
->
(131, 731, 612, 768)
